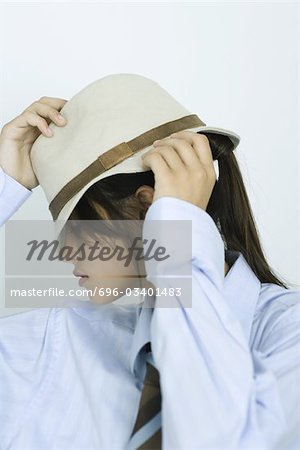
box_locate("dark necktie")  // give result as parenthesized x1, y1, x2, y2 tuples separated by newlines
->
(127, 342, 162, 450)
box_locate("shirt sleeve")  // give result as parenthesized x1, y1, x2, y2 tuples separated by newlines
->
(0, 166, 32, 226)
(142, 196, 300, 450)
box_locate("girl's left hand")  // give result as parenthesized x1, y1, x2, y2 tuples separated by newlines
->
(141, 131, 217, 211)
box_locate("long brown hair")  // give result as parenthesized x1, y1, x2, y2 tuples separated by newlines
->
(69, 131, 292, 289)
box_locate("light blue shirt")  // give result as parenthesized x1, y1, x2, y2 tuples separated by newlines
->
(0, 167, 300, 449)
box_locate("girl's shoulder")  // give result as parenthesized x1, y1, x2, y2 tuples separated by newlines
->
(257, 282, 300, 314)
(0, 307, 59, 339)
(0, 307, 65, 439)
(0, 307, 62, 368)
(251, 283, 300, 349)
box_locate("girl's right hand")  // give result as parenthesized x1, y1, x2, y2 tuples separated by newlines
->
(0, 97, 68, 190)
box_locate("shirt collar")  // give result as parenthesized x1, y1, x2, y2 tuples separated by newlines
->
(129, 294, 154, 377)
(223, 250, 261, 342)
(129, 250, 261, 376)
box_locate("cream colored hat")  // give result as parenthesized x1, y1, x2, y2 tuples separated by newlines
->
(30, 73, 241, 239)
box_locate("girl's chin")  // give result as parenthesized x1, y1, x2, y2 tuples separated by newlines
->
(78, 276, 89, 287)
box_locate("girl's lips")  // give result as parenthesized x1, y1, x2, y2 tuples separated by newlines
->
(73, 270, 88, 277)
(73, 271, 89, 286)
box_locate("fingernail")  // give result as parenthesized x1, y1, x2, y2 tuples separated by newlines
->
(58, 114, 66, 121)
(46, 127, 53, 136)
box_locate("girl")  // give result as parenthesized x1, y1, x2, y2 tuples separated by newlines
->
(0, 93, 299, 450)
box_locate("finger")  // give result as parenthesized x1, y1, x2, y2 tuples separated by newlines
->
(153, 137, 200, 167)
(38, 96, 68, 111)
(27, 101, 67, 126)
(170, 131, 214, 169)
(141, 151, 171, 177)
(17, 110, 54, 137)
(148, 144, 184, 170)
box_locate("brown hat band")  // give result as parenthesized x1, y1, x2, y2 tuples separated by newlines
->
(49, 113, 206, 220)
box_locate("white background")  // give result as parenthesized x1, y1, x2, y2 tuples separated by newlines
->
(0, 1, 299, 316)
